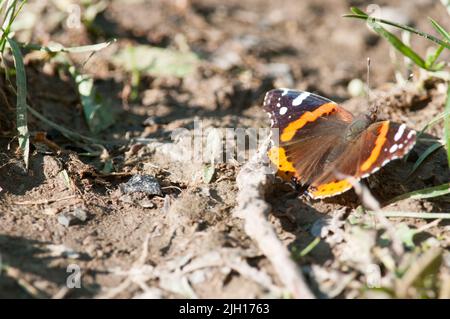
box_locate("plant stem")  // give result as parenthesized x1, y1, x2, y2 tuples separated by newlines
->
(344, 14, 450, 49)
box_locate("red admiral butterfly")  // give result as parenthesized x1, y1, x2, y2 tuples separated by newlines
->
(264, 89, 416, 199)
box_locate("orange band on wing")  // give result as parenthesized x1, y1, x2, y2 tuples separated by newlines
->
(268, 147, 297, 173)
(310, 179, 352, 198)
(360, 121, 389, 172)
(280, 103, 337, 142)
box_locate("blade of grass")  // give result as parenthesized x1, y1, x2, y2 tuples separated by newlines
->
(350, 7, 366, 15)
(26, 105, 121, 146)
(417, 137, 445, 144)
(429, 18, 450, 42)
(69, 66, 115, 134)
(0, 0, 26, 53)
(418, 109, 450, 137)
(7, 37, 29, 168)
(408, 142, 443, 176)
(22, 39, 116, 54)
(344, 8, 450, 50)
(445, 84, 450, 167)
(425, 45, 445, 70)
(367, 19, 428, 69)
(299, 237, 321, 257)
(386, 183, 450, 205)
(424, 19, 448, 69)
(3, 55, 119, 147)
(374, 211, 450, 219)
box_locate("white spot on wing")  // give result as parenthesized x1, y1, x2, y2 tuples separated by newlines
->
(276, 103, 281, 108)
(407, 130, 415, 139)
(279, 107, 288, 115)
(389, 144, 398, 153)
(292, 92, 310, 106)
(281, 88, 289, 96)
(394, 124, 406, 141)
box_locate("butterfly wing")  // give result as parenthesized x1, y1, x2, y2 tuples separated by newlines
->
(307, 121, 417, 199)
(264, 89, 354, 185)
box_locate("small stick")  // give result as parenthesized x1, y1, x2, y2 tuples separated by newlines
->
(338, 173, 404, 257)
(234, 138, 315, 299)
(4, 266, 47, 298)
(13, 195, 77, 206)
(367, 57, 371, 103)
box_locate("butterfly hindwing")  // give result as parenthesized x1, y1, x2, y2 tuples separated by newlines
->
(307, 121, 416, 199)
(358, 121, 416, 177)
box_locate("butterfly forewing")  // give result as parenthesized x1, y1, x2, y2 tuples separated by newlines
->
(264, 89, 353, 185)
(264, 89, 335, 131)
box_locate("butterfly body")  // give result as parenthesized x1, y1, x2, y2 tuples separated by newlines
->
(264, 88, 416, 199)
(345, 115, 372, 141)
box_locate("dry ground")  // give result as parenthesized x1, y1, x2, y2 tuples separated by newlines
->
(0, 0, 449, 298)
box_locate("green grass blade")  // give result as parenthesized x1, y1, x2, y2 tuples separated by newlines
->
(445, 84, 450, 167)
(26, 104, 120, 145)
(350, 7, 367, 16)
(375, 211, 450, 219)
(0, 1, 16, 52)
(344, 11, 450, 49)
(425, 45, 444, 70)
(0, 0, 27, 53)
(22, 39, 116, 54)
(69, 66, 115, 134)
(299, 237, 321, 257)
(292, 237, 321, 260)
(409, 142, 443, 176)
(368, 20, 427, 69)
(419, 109, 450, 136)
(7, 37, 29, 168)
(429, 18, 450, 42)
(386, 183, 450, 205)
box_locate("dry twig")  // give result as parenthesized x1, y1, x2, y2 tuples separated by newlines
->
(234, 138, 315, 299)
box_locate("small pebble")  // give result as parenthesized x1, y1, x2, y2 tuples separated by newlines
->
(120, 174, 162, 196)
(139, 199, 155, 208)
(347, 78, 365, 98)
(263, 63, 294, 88)
(310, 218, 327, 237)
(72, 208, 87, 221)
(57, 208, 88, 227)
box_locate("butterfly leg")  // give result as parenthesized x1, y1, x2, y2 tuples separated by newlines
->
(291, 176, 309, 194)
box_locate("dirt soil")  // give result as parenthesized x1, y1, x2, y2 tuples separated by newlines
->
(0, 0, 449, 298)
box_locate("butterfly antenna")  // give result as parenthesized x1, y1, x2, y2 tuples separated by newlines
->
(366, 57, 378, 122)
(366, 57, 371, 103)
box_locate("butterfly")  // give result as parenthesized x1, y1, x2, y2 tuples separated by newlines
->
(263, 88, 416, 199)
